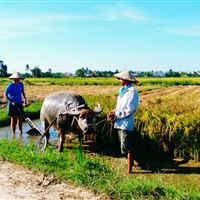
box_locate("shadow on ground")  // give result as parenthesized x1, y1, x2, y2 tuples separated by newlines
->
(43, 124, 200, 175)
(92, 129, 200, 175)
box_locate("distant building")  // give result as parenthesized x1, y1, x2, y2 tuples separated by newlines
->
(64, 72, 73, 77)
(152, 71, 165, 77)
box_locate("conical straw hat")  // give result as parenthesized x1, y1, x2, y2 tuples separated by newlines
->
(9, 72, 22, 79)
(114, 71, 136, 82)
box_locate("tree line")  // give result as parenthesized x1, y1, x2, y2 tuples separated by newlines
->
(1, 60, 200, 78)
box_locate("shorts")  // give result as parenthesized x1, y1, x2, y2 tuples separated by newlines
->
(118, 129, 134, 155)
(7, 103, 24, 117)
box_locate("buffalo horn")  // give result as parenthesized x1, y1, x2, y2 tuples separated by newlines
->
(93, 103, 102, 115)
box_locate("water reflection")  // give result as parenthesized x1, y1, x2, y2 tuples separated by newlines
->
(0, 119, 58, 144)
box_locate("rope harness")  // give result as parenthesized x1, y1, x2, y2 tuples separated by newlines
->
(38, 105, 85, 145)
(92, 118, 115, 142)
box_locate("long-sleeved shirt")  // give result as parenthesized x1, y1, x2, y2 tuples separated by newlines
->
(4, 82, 24, 104)
(114, 84, 139, 131)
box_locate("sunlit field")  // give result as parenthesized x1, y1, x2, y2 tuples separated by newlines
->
(0, 77, 200, 199)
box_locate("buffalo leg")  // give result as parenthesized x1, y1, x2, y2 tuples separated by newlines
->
(58, 130, 66, 152)
(78, 132, 83, 147)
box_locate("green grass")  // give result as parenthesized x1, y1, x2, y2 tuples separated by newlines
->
(0, 139, 199, 200)
(2, 77, 200, 87)
(24, 101, 42, 118)
(0, 101, 42, 127)
(0, 107, 8, 127)
(137, 77, 200, 86)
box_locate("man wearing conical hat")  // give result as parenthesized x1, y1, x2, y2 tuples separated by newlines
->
(107, 70, 139, 174)
(3, 72, 27, 135)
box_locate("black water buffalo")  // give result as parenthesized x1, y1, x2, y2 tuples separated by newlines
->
(40, 91, 102, 151)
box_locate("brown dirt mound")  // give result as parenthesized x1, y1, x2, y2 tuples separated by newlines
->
(0, 161, 108, 200)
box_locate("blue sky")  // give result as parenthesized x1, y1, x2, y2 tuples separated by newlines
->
(1, 0, 200, 73)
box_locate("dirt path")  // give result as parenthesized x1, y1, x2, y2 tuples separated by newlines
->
(0, 160, 107, 200)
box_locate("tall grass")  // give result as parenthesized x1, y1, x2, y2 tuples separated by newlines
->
(0, 139, 199, 200)
(86, 91, 200, 161)
(134, 87, 200, 160)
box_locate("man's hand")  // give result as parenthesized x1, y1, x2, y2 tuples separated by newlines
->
(23, 98, 27, 106)
(11, 101, 16, 105)
(107, 111, 115, 122)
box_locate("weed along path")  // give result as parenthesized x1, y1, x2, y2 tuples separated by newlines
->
(0, 160, 107, 200)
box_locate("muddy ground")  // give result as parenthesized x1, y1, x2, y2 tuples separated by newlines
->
(0, 160, 108, 200)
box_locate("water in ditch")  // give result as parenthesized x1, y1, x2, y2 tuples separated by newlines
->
(0, 119, 58, 145)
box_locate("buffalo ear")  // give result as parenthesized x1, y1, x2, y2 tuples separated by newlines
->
(93, 103, 102, 115)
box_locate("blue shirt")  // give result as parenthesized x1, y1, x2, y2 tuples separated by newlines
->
(4, 82, 24, 104)
(114, 84, 139, 131)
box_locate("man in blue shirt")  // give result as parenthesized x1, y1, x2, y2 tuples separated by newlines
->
(108, 71, 139, 174)
(4, 72, 26, 135)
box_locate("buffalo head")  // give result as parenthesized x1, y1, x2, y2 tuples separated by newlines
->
(64, 103, 102, 134)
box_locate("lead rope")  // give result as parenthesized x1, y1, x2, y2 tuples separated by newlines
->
(108, 120, 114, 138)
(105, 120, 114, 140)
(71, 116, 81, 130)
(92, 118, 114, 141)
(92, 119, 107, 127)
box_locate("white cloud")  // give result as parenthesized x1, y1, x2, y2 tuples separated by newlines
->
(0, 13, 91, 39)
(94, 4, 149, 22)
(0, 13, 90, 27)
(0, 4, 149, 39)
(163, 25, 200, 36)
(122, 9, 148, 21)
(0, 30, 30, 39)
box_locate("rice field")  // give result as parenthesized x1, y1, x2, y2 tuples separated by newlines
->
(0, 77, 200, 199)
